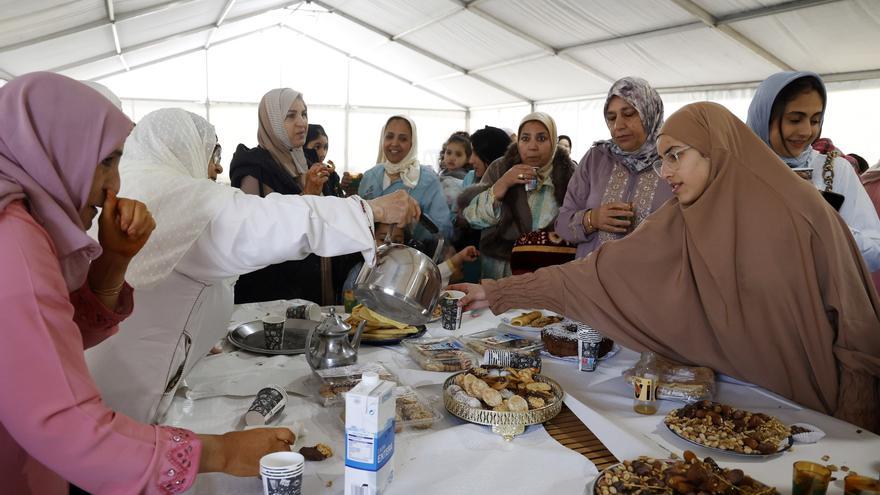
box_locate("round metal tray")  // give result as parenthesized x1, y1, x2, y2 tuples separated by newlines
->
(664, 421, 793, 458)
(588, 459, 775, 494)
(227, 319, 318, 355)
(442, 371, 564, 441)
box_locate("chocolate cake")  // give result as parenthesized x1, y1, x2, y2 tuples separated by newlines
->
(541, 320, 613, 357)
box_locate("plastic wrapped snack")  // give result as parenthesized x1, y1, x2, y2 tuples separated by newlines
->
(462, 329, 544, 357)
(338, 385, 443, 433)
(402, 337, 479, 372)
(623, 354, 715, 403)
(314, 362, 397, 406)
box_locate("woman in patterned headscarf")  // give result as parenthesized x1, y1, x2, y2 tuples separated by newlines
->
(556, 77, 673, 259)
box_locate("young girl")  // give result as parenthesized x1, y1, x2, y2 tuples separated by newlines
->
(438, 131, 473, 222)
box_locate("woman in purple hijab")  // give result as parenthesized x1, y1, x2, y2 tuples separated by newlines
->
(0, 73, 294, 494)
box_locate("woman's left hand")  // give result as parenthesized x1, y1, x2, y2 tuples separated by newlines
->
(303, 163, 331, 195)
(97, 190, 156, 260)
(447, 283, 489, 311)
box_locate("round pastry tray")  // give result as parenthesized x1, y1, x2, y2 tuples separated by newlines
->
(442, 371, 564, 441)
(664, 421, 793, 458)
(588, 459, 775, 494)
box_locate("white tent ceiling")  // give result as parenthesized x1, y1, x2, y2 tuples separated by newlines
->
(1, 0, 879, 109)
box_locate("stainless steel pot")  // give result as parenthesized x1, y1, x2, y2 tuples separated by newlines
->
(353, 214, 444, 325)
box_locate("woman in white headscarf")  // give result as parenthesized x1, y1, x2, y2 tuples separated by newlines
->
(86, 108, 419, 423)
(358, 115, 452, 242)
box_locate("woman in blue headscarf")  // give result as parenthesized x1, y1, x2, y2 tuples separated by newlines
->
(747, 71, 880, 271)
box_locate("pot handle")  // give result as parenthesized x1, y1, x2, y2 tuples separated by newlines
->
(305, 324, 318, 370)
(418, 213, 440, 234)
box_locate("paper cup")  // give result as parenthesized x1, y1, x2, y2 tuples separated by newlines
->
(245, 385, 287, 426)
(262, 315, 285, 350)
(577, 325, 603, 372)
(286, 303, 321, 321)
(439, 290, 464, 331)
(261, 452, 304, 495)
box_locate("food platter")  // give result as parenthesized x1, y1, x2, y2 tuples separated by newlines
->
(358, 325, 427, 346)
(663, 401, 793, 458)
(588, 453, 778, 495)
(498, 309, 563, 332)
(443, 369, 564, 441)
(227, 319, 317, 355)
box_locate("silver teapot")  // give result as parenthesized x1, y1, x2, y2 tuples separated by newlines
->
(305, 307, 366, 371)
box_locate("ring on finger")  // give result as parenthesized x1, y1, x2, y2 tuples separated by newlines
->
(517, 173, 525, 179)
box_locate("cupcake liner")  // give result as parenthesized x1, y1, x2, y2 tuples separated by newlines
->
(790, 423, 825, 443)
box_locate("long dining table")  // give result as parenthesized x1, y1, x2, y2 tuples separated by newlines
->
(167, 299, 880, 494)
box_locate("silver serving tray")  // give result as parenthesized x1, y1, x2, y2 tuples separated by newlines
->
(664, 421, 793, 458)
(227, 319, 317, 355)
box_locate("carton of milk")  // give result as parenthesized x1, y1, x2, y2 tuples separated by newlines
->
(344, 371, 395, 495)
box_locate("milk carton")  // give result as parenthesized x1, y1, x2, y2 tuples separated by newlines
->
(344, 371, 395, 495)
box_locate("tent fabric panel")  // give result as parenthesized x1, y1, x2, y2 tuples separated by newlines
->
(319, 0, 458, 38)
(419, 74, 524, 108)
(477, 55, 612, 101)
(0, 0, 105, 48)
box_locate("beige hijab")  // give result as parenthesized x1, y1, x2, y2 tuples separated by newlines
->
(486, 102, 880, 430)
(375, 115, 420, 188)
(258, 88, 308, 177)
(518, 111, 558, 183)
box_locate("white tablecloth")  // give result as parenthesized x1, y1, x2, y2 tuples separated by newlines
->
(167, 303, 880, 494)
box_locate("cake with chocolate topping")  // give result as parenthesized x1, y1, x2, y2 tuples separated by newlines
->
(541, 320, 613, 357)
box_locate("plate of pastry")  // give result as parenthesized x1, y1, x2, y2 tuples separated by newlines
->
(499, 309, 564, 332)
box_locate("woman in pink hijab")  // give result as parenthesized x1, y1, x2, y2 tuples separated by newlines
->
(0, 73, 294, 494)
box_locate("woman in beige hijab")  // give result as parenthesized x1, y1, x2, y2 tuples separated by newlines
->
(454, 102, 880, 432)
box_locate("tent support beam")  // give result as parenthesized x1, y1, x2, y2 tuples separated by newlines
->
(451, 0, 614, 83)
(283, 25, 467, 109)
(309, 0, 533, 105)
(0, 68, 14, 80)
(557, 0, 841, 56)
(47, 2, 301, 74)
(206, 0, 238, 48)
(0, 0, 204, 53)
(668, 0, 793, 70)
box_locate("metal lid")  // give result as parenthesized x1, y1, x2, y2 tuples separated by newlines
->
(314, 307, 350, 336)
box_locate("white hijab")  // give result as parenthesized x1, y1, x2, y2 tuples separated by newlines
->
(375, 115, 420, 188)
(119, 108, 234, 288)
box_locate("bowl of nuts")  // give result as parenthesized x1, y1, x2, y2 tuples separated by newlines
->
(664, 401, 793, 457)
(442, 367, 563, 441)
(590, 450, 778, 495)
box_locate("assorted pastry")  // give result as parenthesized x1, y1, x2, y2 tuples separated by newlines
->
(595, 451, 777, 495)
(316, 363, 397, 406)
(664, 401, 790, 455)
(446, 367, 557, 412)
(509, 310, 563, 328)
(345, 304, 421, 341)
(299, 443, 333, 461)
(623, 355, 715, 402)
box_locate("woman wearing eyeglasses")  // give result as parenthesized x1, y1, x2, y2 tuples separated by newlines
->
(452, 102, 880, 432)
(555, 77, 673, 259)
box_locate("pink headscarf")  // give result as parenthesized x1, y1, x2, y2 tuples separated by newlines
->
(0, 72, 133, 291)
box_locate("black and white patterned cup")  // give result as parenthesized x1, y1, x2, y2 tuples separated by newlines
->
(245, 384, 287, 426)
(285, 302, 321, 321)
(481, 349, 542, 370)
(262, 315, 285, 350)
(524, 166, 539, 191)
(260, 452, 304, 495)
(439, 290, 464, 331)
(577, 326, 603, 372)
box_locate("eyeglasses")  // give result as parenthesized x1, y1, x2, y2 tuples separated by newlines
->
(211, 145, 222, 165)
(653, 145, 692, 176)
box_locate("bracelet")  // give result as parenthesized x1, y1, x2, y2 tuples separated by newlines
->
(585, 209, 595, 234)
(91, 281, 125, 297)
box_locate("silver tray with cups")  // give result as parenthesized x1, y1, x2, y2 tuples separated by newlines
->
(227, 318, 318, 355)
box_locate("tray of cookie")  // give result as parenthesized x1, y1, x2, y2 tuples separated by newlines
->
(442, 367, 563, 441)
(402, 337, 480, 372)
(588, 450, 777, 495)
(664, 401, 793, 457)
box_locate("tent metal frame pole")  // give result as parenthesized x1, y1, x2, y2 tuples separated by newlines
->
(47, 2, 302, 74)
(557, 0, 842, 55)
(450, 0, 614, 84)
(668, 0, 793, 70)
(206, 0, 238, 48)
(0, 68, 14, 80)
(0, 0, 204, 53)
(282, 25, 467, 109)
(344, 56, 351, 173)
(309, 0, 533, 106)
